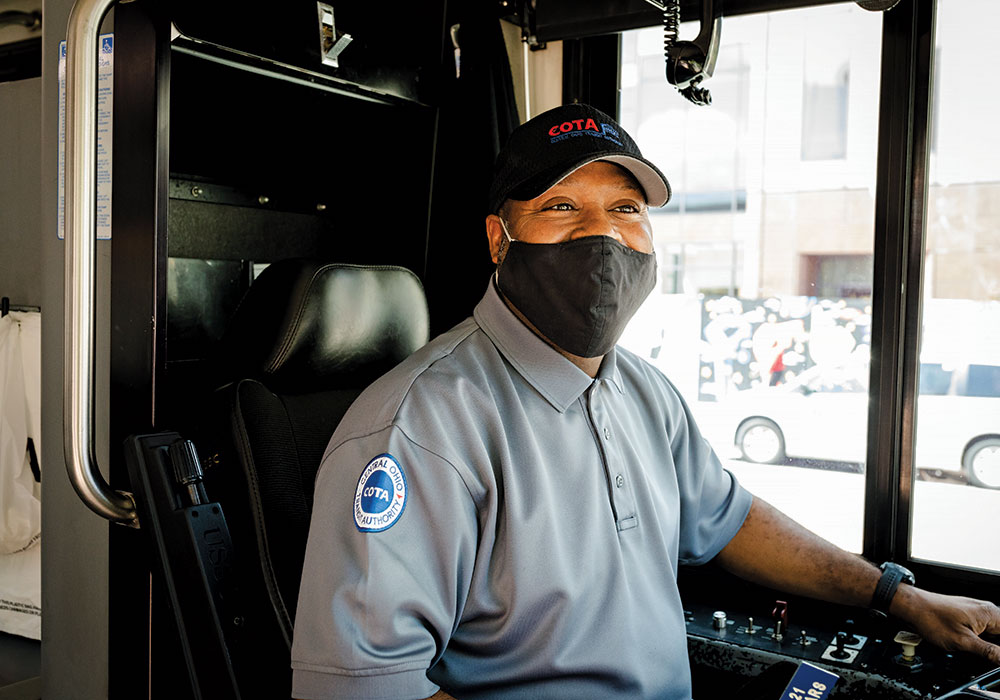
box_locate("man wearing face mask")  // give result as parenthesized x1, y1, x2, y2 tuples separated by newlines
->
(291, 104, 1000, 700)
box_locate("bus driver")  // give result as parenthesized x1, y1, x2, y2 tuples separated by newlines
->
(291, 103, 1000, 700)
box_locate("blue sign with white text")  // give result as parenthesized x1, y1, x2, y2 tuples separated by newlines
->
(778, 662, 839, 700)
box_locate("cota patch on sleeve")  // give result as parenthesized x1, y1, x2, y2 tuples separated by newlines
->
(354, 454, 408, 532)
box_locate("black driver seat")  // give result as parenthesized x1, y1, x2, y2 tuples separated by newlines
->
(204, 259, 430, 697)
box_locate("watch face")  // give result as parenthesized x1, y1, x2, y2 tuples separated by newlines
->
(881, 562, 916, 585)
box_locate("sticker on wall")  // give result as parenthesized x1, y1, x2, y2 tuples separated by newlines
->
(57, 34, 114, 241)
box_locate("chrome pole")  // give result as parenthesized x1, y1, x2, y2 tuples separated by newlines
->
(64, 0, 138, 526)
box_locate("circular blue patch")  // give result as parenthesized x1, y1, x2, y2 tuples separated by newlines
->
(354, 454, 407, 532)
(360, 470, 394, 514)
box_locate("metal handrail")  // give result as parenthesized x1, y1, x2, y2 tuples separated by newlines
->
(64, 0, 138, 526)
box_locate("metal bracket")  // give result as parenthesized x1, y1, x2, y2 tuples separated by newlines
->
(317, 3, 352, 68)
(516, 0, 546, 50)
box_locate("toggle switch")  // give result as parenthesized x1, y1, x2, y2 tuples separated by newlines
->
(831, 632, 850, 659)
(821, 630, 860, 663)
(835, 619, 867, 650)
(843, 618, 860, 645)
(771, 600, 788, 641)
(738, 616, 761, 635)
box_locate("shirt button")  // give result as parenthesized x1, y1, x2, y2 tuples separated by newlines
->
(603, 427, 611, 440)
(615, 474, 625, 488)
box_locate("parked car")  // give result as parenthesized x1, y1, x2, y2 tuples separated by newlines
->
(707, 362, 1000, 489)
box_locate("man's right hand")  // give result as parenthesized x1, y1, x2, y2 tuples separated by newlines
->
(891, 586, 1000, 665)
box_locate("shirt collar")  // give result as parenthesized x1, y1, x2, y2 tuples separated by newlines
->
(473, 281, 624, 411)
(596, 345, 626, 396)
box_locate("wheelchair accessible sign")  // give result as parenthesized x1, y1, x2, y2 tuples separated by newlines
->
(57, 34, 114, 240)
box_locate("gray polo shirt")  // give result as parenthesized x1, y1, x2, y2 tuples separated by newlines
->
(291, 282, 752, 700)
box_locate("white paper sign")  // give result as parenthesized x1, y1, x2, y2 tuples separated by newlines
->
(57, 34, 114, 240)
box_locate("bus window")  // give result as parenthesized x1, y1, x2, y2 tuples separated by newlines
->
(911, 0, 1000, 568)
(618, 4, 882, 553)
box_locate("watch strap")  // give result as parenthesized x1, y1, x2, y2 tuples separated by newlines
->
(870, 562, 913, 617)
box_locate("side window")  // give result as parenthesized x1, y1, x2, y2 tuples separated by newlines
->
(910, 0, 1000, 569)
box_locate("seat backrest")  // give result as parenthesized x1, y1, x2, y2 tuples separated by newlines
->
(204, 260, 429, 696)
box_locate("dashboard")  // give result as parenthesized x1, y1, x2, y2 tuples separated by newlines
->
(680, 569, 999, 699)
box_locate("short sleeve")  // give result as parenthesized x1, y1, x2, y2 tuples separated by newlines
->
(670, 394, 753, 566)
(291, 426, 479, 700)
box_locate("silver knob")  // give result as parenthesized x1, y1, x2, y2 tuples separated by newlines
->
(712, 611, 727, 630)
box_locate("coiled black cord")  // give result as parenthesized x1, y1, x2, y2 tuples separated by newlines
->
(662, 1, 680, 59)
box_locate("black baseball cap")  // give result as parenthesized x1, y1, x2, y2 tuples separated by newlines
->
(488, 103, 671, 214)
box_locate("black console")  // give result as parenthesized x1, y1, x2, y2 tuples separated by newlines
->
(934, 666, 1000, 699)
(680, 568, 998, 699)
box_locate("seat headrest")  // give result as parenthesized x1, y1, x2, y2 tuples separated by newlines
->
(218, 260, 430, 391)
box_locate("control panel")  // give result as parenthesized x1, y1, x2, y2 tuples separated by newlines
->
(683, 598, 998, 699)
(935, 665, 1000, 699)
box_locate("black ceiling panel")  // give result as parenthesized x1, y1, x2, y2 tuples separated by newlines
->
(532, 0, 847, 42)
(169, 0, 446, 104)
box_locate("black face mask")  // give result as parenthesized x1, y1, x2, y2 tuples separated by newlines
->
(496, 223, 657, 358)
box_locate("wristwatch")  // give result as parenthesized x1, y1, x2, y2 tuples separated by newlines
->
(870, 562, 916, 618)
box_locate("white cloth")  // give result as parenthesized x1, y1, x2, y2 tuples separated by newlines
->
(0, 542, 41, 639)
(0, 311, 42, 639)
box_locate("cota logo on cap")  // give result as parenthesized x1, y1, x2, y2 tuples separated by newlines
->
(547, 118, 623, 146)
(548, 117, 602, 136)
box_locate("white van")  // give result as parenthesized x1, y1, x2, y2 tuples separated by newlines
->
(715, 361, 1000, 489)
